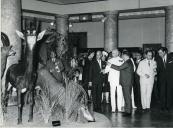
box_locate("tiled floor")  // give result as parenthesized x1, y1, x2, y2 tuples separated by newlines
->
(100, 102, 173, 127)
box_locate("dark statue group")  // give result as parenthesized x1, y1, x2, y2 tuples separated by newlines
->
(1, 20, 94, 124)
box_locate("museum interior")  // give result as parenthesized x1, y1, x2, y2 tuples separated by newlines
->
(1, 0, 173, 127)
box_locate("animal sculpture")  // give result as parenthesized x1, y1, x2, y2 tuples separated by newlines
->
(3, 29, 46, 124)
(1, 32, 16, 78)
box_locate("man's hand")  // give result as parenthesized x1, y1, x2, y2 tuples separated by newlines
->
(50, 69, 54, 73)
(101, 69, 105, 74)
(106, 61, 111, 66)
(145, 74, 150, 79)
(103, 83, 105, 87)
(88, 82, 92, 87)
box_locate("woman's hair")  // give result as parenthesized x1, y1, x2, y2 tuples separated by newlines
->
(122, 50, 130, 57)
(75, 69, 80, 74)
(87, 49, 94, 56)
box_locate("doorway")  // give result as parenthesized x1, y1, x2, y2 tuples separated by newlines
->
(68, 32, 87, 56)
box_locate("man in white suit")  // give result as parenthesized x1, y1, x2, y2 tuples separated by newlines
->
(104, 49, 124, 112)
(137, 50, 157, 111)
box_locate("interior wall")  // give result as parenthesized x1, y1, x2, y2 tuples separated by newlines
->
(140, 0, 173, 8)
(67, 17, 165, 48)
(69, 22, 104, 48)
(41, 22, 55, 30)
(22, 0, 173, 15)
(119, 17, 165, 47)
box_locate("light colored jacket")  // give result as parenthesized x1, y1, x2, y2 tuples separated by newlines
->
(105, 56, 124, 84)
(137, 58, 157, 79)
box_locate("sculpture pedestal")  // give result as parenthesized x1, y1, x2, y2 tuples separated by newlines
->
(4, 106, 111, 127)
(61, 112, 111, 127)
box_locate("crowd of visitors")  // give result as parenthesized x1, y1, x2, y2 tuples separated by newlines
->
(47, 47, 173, 117)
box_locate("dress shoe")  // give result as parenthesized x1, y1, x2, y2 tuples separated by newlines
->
(160, 108, 169, 113)
(88, 119, 96, 122)
(142, 109, 147, 113)
(146, 108, 150, 112)
(136, 107, 142, 111)
(117, 109, 123, 113)
(122, 112, 132, 117)
(136, 108, 143, 112)
(160, 108, 165, 113)
(165, 108, 170, 113)
(112, 110, 116, 113)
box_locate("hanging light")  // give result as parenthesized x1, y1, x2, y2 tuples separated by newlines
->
(79, 14, 92, 22)
(69, 22, 73, 28)
(101, 17, 107, 22)
(50, 22, 54, 26)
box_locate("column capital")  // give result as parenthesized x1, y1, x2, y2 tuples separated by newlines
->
(165, 5, 173, 11)
(165, 5, 173, 52)
(55, 14, 69, 36)
(104, 10, 119, 17)
(55, 14, 69, 19)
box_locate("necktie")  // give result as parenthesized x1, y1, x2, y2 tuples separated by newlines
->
(98, 60, 101, 68)
(148, 60, 150, 66)
(163, 58, 166, 67)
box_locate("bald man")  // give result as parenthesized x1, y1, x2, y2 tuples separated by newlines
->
(104, 49, 124, 112)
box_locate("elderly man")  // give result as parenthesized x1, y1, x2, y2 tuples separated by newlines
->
(107, 51, 134, 116)
(104, 49, 124, 112)
(134, 52, 143, 110)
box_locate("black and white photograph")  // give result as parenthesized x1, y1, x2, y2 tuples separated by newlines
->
(1, 0, 173, 127)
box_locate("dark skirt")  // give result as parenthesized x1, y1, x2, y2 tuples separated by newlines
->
(102, 82, 110, 92)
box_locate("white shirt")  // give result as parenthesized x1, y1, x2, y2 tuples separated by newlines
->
(97, 59, 102, 69)
(163, 54, 167, 63)
(105, 56, 124, 84)
(130, 58, 136, 72)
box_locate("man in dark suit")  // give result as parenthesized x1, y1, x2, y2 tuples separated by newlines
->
(82, 50, 95, 97)
(89, 51, 105, 112)
(107, 51, 134, 116)
(156, 47, 173, 111)
(134, 52, 143, 110)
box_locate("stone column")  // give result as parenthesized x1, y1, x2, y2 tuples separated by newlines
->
(55, 14, 69, 36)
(104, 11, 119, 52)
(1, 0, 22, 125)
(55, 14, 69, 57)
(165, 6, 173, 53)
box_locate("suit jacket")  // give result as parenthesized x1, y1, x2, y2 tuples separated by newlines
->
(156, 53, 173, 86)
(137, 59, 157, 79)
(82, 58, 92, 84)
(110, 59, 134, 87)
(89, 59, 105, 85)
(166, 53, 173, 86)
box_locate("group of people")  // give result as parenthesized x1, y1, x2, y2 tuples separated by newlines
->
(82, 47, 173, 116)
(46, 47, 173, 117)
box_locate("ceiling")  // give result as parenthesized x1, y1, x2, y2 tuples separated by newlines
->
(37, 0, 107, 5)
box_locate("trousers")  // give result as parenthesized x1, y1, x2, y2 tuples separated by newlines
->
(110, 82, 124, 112)
(140, 77, 154, 109)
